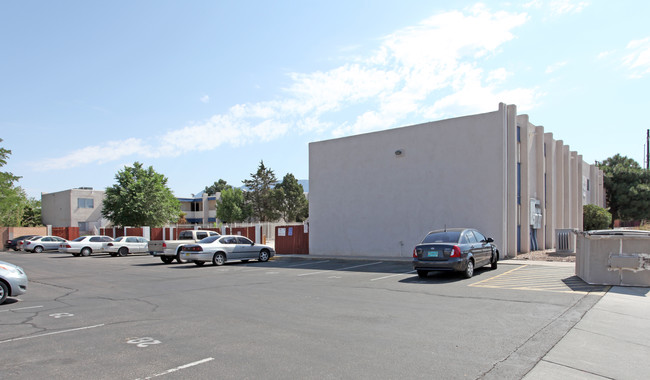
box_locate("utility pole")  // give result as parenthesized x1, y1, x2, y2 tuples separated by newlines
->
(647, 129, 649, 170)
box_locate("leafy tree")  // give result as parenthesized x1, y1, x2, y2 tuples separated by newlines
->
(217, 187, 250, 223)
(242, 161, 280, 222)
(583, 204, 611, 230)
(275, 173, 308, 222)
(102, 162, 181, 227)
(598, 154, 650, 226)
(0, 138, 29, 226)
(204, 179, 232, 195)
(21, 198, 42, 227)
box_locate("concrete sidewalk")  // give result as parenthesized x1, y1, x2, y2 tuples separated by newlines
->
(524, 286, 650, 380)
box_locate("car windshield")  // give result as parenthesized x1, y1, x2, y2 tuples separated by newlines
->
(421, 231, 461, 244)
(112, 237, 124, 242)
(198, 235, 220, 244)
(72, 237, 86, 242)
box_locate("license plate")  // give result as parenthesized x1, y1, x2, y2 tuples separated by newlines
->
(184, 253, 191, 257)
(427, 250, 439, 258)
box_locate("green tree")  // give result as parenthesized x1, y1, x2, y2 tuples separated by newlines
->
(204, 179, 232, 195)
(598, 154, 650, 226)
(217, 187, 250, 223)
(583, 204, 612, 230)
(242, 161, 280, 222)
(0, 138, 29, 226)
(21, 198, 42, 227)
(102, 162, 181, 227)
(275, 173, 309, 222)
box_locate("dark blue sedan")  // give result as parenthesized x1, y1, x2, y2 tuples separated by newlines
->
(413, 228, 498, 279)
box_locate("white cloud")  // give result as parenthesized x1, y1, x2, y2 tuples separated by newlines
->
(523, 0, 589, 16)
(549, 0, 589, 15)
(34, 138, 146, 170)
(545, 61, 568, 73)
(36, 4, 542, 170)
(200, 95, 210, 103)
(622, 37, 650, 78)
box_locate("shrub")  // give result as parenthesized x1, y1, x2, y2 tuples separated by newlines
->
(583, 204, 612, 231)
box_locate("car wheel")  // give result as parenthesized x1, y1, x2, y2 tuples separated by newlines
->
(212, 252, 225, 266)
(463, 259, 475, 279)
(118, 247, 128, 257)
(175, 247, 187, 264)
(194, 261, 205, 267)
(491, 250, 498, 270)
(0, 281, 8, 304)
(34, 246, 44, 253)
(259, 250, 270, 262)
(417, 270, 429, 279)
(160, 256, 174, 264)
(81, 247, 91, 257)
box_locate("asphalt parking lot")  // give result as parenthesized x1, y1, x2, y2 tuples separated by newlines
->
(1, 251, 609, 379)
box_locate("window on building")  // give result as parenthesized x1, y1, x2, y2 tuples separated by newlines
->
(78, 222, 89, 232)
(190, 202, 202, 212)
(78, 198, 94, 208)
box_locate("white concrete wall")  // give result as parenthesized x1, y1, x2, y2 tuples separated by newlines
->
(309, 104, 604, 258)
(309, 107, 508, 258)
(41, 190, 72, 227)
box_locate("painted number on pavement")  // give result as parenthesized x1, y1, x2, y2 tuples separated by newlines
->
(127, 337, 161, 348)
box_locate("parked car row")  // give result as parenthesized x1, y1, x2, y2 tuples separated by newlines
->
(4, 235, 151, 257)
(4, 234, 277, 267)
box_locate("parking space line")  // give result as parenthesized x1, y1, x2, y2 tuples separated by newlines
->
(297, 262, 383, 276)
(370, 271, 416, 281)
(286, 260, 330, 267)
(0, 323, 105, 344)
(0, 305, 43, 313)
(469, 265, 610, 294)
(135, 357, 214, 380)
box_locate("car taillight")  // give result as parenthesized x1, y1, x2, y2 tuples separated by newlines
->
(62, 244, 71, 248)
(25, 241, 32, 245)
(413, 248, 417, 258)
(450, 245, 461, 258)
(107, 243, 114, 246)
(162, 242, 167, 248)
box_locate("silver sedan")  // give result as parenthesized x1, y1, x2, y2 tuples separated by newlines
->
(180, 235, 275, 266)
(22, 235, 68, 253)
(0, 260, 28, 304)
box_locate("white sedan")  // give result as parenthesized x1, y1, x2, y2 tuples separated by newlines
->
(180, 235, 275, 266)
(59, 235, 114, 256)
(105, 236, 149, 257)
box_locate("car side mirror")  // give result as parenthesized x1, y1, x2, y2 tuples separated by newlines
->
(486, 237, 494, 243)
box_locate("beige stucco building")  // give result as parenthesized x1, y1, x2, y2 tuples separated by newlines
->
(41, 188, 108, 234)
(308, 103, 604, 258)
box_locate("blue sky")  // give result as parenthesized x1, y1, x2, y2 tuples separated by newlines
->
(2, 1, 649, 199)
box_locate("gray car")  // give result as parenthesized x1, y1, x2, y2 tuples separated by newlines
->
(181, 235, 275, 266)
(0, 260, 28, 304)
(22, 235, 68, 253)
(413, 228, 498, 279)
